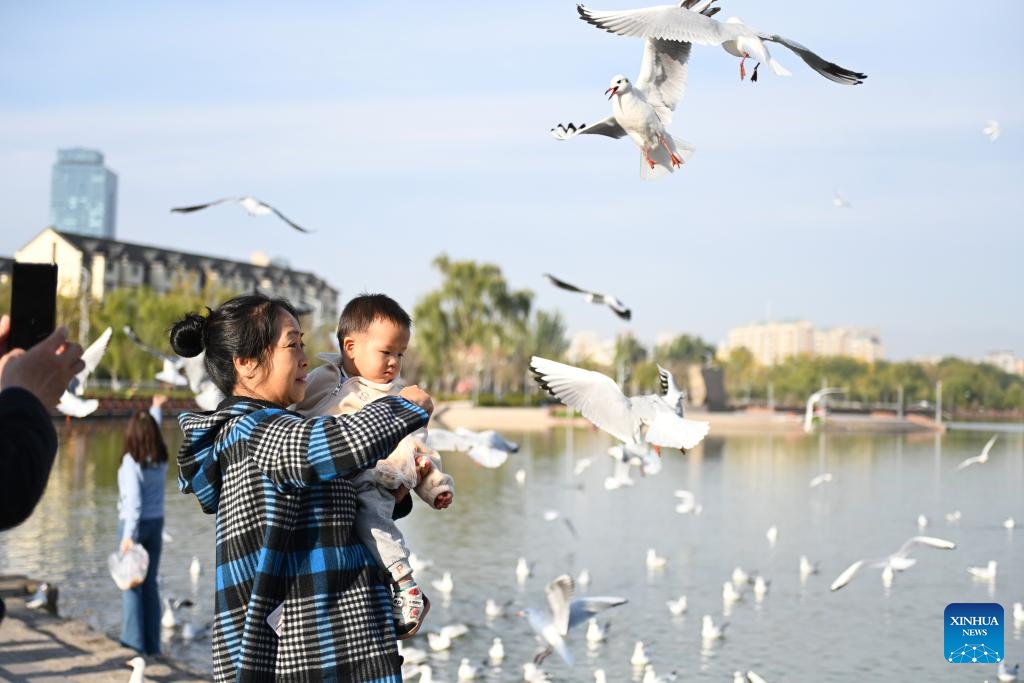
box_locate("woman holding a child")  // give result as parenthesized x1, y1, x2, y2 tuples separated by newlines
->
(170, 293, 432, 682)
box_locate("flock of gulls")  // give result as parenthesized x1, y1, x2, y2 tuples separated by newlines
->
(25, 2, 1010, 681)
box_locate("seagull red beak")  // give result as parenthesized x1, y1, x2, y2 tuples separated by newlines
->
(605, 86, 618, 99)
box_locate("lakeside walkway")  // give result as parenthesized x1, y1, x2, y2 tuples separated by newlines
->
(0, 576, 209, 682)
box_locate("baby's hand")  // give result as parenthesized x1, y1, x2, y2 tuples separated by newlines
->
(433, 491, 453, 510)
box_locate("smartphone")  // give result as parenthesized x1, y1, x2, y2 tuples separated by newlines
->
(9, 262, 58, 350)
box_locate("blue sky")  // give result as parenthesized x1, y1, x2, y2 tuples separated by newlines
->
(1, 1, 1021, 360)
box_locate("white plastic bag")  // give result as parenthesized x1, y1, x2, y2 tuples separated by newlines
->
(108, 545, 150, 590)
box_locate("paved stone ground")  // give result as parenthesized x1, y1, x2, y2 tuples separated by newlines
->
(0, 576, 210, 682)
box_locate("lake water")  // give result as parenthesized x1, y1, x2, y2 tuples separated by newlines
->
(1, 418, 1021, 682)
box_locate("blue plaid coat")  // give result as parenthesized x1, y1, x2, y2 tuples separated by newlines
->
(177, 395, 429, 682)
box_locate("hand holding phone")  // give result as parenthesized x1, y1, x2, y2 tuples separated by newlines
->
(0, 317, 85, 408)
(9, 263, 58, 351)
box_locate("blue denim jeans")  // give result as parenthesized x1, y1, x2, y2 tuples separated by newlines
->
(119, 517, 163, 655)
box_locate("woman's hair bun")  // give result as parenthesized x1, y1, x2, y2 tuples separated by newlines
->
(169, 312, 207, 358)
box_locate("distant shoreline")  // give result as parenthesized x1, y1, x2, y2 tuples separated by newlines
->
(430, 402, 946, 434)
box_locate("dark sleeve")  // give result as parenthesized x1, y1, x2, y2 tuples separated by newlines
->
(0, 387, 58, 531)
(392, 493, 413, 520)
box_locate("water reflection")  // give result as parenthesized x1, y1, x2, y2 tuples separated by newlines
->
(0, 420, 1021, 681)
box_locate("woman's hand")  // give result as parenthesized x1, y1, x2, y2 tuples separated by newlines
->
(120, 537, 134, 555)
(398, 385, 433, 416)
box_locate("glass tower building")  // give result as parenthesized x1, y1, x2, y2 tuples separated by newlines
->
(49, 148, 118, 238)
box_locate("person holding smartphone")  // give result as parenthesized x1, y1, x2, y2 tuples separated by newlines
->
(0, 314, 85, 530)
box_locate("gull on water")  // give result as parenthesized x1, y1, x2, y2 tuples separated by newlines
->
(515, 468, 527, 486)
(799, 556, 819, 581)
(630, 641, 650, 667)
(701, 614, 727, 640)
(170, 196, 312, 233)
(457, 658, 479, 681)
(530, 356, 710, 453)
(917, 514, 929, 530)
(189, 556, 202, 584)
(983, 120, 1001, 142)
(577, 2, 867, 85)
(26, 582, 58, 613)
(542, 273, 632, 320)
(646, 548, 668, 570)
(398, 642, 428, 665)
(586, 617, 610, 643)
(998, 661, 1019, 682)
(643, 664, 677, 683)
(522, 662, 552, 682)
(1013, 602, 1024, 624)
(967, 560, 997, 581)
(409, 553, 433, 573)
(594, 670, 608, 683)
(722, 581, 743, 605)
(488, 637, 505, 662)
(666, 594, 688, 616)
(829, 536, 957, 591)
(766, 526, 779, 546)
(57, 327, 113, 418)
(520, 574, 627, 666)
(485, 598, 513, 618)
(577, 569, 591, 587)
(731, 566, 751, 586)
(1005, 517, 1017, 529)
(955, 435, 998, 471)
(516, 557, 535, 584)
(427, 623, 469, 652)
(945, 510, 962, 524)
(431, 572, 454, 595)
(160, 597, 194, 630)
(753, 576, 770, 601)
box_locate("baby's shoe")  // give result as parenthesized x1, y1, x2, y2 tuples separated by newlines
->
(392, 580, 430, 639)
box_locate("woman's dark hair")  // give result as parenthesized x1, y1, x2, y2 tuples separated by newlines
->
(169, 293, 298, 397)
(336, 293, 412, 349)
(123, 410, 169, 467)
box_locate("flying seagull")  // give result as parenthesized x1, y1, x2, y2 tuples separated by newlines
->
(521, 574, 627, 666)
(551, 0, 719, 178)
(829, 536, 957, 591)
(577, 3, 867, 85)
(170, 197, 311, 233)
(124, 325, 224, 411)
(833, 189, 851, 208)
(982, 120, 1001, 142)
(803, 387, 845, 433)
(425, 427, 518, 468)
(530, 356, 710, 451)
(57, 326, 113, 418)
(954, 435, 998, 471)
(543, 273, 631, 320)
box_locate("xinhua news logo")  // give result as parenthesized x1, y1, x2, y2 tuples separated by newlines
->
(945, 603, 1004, 664)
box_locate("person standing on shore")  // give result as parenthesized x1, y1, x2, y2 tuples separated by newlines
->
(117, 394, 169, 655)
(170, 293, 432, 681)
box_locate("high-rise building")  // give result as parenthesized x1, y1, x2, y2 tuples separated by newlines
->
(718, 320, 884, 366)
(49, 148, 118, 238)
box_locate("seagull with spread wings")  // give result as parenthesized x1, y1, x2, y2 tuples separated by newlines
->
(531, 356, 710, 452)
(170, 197, 311, 233)
(543, 273, 631, 321)
(57, 326, 113, 418)
(552, 0, 719, 178)
(521, 574, 627, 666)
(829, 536, 957, 591)
(577, 2, 867, 85)
(424, 427, 518, 468)
(123, 325, 223, 411)
(955, 434, 998, 471)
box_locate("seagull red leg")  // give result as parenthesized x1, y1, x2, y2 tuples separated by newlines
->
(739, 54, 748, 80)
(658, 135, 683, 167)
